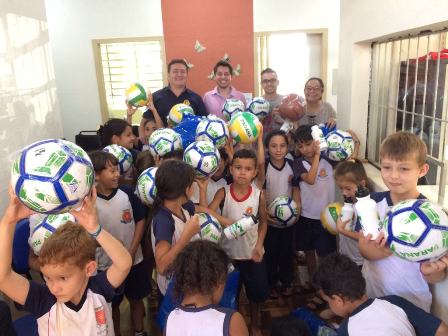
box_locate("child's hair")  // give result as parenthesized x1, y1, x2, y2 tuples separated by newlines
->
(97, 118, 132, 147)
(38, 222, 97, 268)
(313, 252, 365, 302)
(271, 316, 310, 336)
(153, 159, 195, 210)
(134, 151, 155, 176)
(294, 125, 313, 144)
(170, 240, 230, 301)
(89, 150, 118, 173)
(218, 147, 229, 162)
(231, 149, 257, 166)
(334, 159, 372, 191)
(161, 149, 184, 161)
(380, 131, 427, 166)
(264, 129, 289, 148)
(142, 116, 156, 128)
(89, 151, 118, 173)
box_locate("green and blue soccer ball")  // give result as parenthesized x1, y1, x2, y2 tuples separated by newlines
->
(135, 167, 157, 205)
(194, 212, 223, 243)
(222, 98, 245, 121)
(148, 128, 182, 157)
(183, 141, 220, 178)
(268, 195, 299, 227)
(195, 115, 229, 149)
(102, 144, 133, 174)
(325, 130, 355, 161)
(10, 139, 94, 214)
(383, 199, 448, 262)
(247, 97, 270, 120)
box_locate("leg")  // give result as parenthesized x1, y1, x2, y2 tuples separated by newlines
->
(263, 226, 280, 297)
(112, 304, 121, 336)
(278, 226, 295, 294)
(249, 301, 262, 336)
(129, 298, 146, 334)
(304, 250, 317, 279)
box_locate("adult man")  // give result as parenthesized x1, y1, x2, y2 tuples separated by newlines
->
(203, 61, 246, 120)
(140, 59, 206, 139)
(260, 68, 285, 134)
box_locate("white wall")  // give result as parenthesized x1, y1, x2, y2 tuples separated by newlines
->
(254, 0, 340, 107)
(339, 0, 448, 321)
(44, 0, 163, 142)
(0, 0, 63, 213)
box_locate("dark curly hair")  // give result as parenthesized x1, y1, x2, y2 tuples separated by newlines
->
(313, 252, 365, 301)
(170, 240, 230, 301)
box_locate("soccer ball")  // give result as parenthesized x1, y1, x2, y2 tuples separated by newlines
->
(320, 202, 342, 235)
(195, 115, 230, 149)
(325, 130, 355, 161)
(167, 103, 195, 127)
(222, 98, 245, 121)
(10, 139, 94, 214)
(194, 212, 223, 243)
(247, 97, 270, 120)
(102, 144, 133, 174)
(268, 196, 299, 227)
(183, 141, 221, 177)
(148, 128, 182, 157)
(29, 213, 75, 255)
(382, 199, 448, 262)
(135, 167, 158, 205)
(228, 112, 262, 144)
(125, 83, 147, 107)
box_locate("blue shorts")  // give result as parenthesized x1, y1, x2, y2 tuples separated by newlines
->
(233, 259, 269, 303)
(112, 261, 151, 306)
(295, 216, 336, 257)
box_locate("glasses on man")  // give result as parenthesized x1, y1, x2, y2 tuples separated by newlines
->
(261, 79, 278, 85)
(305, 86, 322, 92)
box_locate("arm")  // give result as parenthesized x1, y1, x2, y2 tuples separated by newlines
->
(336, 217, 360, 240)
(196, 177, 209, 208)
(208, 188, 226, 212)
(325, 102, 337, 128)
(358, 231, 392, 260)
(346, 129, 360, 159)
(252, 191, 268, 263)
(229, 311, 249, 336)
(436, 322, 448, 336)
(300, 142, 321, 185)
(128, 219, 145, 261)
(146, 89, 164, 129)
(126, 102, 137, 124)
(420, 254, 448, 284)
(254, 127, 265, 189)
(292, 186, 302, 216)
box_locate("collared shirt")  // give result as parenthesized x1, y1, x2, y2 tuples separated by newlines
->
(203, 86, 247, 120)
(142, 86, 207, 126)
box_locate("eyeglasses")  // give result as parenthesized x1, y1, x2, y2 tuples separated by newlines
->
(305, 86, 322, 92)
(261, 79, 277, 85)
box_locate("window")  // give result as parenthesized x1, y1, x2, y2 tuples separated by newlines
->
(368, 30, 448, 206)
(92, 37, 166, 124)
(254, 30, 326, 97)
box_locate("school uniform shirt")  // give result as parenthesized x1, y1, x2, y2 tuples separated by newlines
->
(362, 191, 432, 312)
(338, 295, 441, 336)
(21, 271, 117, 336)
(293, 155, 335, 220)
(96, 186, 146, 270)
(151, 201, 195, 294)
(338, 213, 364, 266)
(220, 184, 261, 260)
(165, 305, 235, 336)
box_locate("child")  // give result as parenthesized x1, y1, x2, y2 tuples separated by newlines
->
(0, 300, 16, 336)
(264, 130, 301, 297)
(165, 240, 249, 336)
(90, 151, 149, 336)
(209, 149, 269, 336)
(135, 117, 158, 151)
(293, 125, 336, 279)
(270, 316, 310, 336)
(313, 253, 448, 335)
(0, 186, 132, 335)
(358, 132, 446, 312)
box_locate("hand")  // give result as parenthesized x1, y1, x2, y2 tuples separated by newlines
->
(4, 184, 35, 223)
(195, 177, 209, 191)
(420, 254, 448, 278)
(346, 129, 360, 143)
(70, 186, 99, 233)
(146, 89, 155, 111)
(257, 123, 264, 141)
(326, 117, 336, 128)
(360, 231, 391, 255)
(252, 244, 264, 263)
(224, 137, 234, 160)
(183, 215, 200, 240)
(266, 211, 277, 225)
(313, 140, 321, 156)
(126, 100, 138, 118)
(336, 216, 351, 233)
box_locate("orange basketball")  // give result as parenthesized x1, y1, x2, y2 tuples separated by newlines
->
(278, 94, 305, 121)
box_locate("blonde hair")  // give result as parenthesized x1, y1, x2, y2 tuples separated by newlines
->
(380, 132, 427, 166)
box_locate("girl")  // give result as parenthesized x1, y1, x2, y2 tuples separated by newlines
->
(135, 118, 158, 151)
(165, 240, 248, 336)
(263, 130, 301, 298)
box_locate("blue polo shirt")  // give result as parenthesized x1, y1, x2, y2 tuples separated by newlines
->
(143, 86, 207, 126)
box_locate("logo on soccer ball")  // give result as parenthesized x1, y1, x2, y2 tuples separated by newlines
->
(183, 141, 221, 177)
(222, 99, 245, 121)
(325, 130, 354, 162)
(195, 115, 229, 149)
(149, 128, 182, 157)
(136, 167, 158, 205)
(268, 196, 299, 228)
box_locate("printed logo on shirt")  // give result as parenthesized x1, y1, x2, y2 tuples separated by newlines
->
(95, 305, 108, 335)
(244, 207, 253, 216)
(318, 168, 328, 178)
(183, 99, 191, 105)
(121, 209, 133, 224)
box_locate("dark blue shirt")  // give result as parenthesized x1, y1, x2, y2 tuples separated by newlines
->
(143, 86, 207, 126)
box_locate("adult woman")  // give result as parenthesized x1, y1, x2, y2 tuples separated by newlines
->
(299, 77, 336, 127)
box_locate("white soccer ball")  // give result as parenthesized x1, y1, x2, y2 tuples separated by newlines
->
(247, 97, 270, 120)
(29, 213, 76, 255)
(325, 130, 355, 161)
(148, 128, 182, 157)
(194, 212, 223, 243)
(135, 167, 158, 205)
(183, 141, 221, 177)
(222, 98, 245, 121)
(102, 144, 133, 174)
(10, 139, 94, 214)
(195, 115, 230, 149)
(268, 196, 299, 227)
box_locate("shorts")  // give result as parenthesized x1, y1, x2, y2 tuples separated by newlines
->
(295, 216, 336, 257)
(233, 259, 269, 303)
(112, 261, 151, 306)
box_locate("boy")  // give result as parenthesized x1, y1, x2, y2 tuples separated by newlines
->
(313, 253, 448, 335)
(209, 149, 269, 336)
(0, 185, 132, 335)
(90, 151, 149, 336)
(293, 125, 336, 278)
(359, 132, 447, 312)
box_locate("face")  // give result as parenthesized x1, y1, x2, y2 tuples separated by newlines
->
(336, 178, 359, 199)
(215, 65, 232, 89)
(261, 72, 279, 95)
(113, 125, 135, 149)
(230, 158, 257, 185)
(96, 162, 120, 189)
(304, 79, 323, 103)
(380, 155, 428, 196)
(143, 121, 157, 140)
(168, 63, 188, 87)
(41, 261, 95, 304)
(319, 290, 348, 318)
(296, 140, 317, 159)
(268, 135, 288, 162)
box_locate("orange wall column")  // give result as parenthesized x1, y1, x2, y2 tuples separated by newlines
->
(161, 0, 254, 96)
